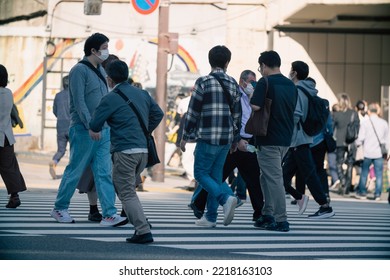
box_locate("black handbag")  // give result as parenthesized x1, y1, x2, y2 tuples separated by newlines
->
(245, 77, 271, 136)
(11, 104, 24, 128)
(345, 111, 359, 144)
(115, 89, 160, 167)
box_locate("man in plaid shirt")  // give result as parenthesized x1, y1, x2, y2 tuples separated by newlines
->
(180, 45, 241, 227)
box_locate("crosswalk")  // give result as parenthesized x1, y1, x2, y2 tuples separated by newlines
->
(1, 188, 390, 259)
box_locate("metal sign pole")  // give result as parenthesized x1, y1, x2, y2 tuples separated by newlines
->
(152, 1, 170, 182)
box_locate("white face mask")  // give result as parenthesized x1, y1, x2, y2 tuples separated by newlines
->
(96, 49, 109, 61)
(288, 71, 295, 80)
(244, 83, 254, 96)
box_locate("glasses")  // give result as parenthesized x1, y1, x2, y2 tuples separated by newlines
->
(257, 64, 264, 73)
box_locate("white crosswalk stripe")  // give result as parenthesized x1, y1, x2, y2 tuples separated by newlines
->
(1, 189, 390, 259)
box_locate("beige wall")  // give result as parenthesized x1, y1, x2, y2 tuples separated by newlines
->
(287, 32, 390, 106)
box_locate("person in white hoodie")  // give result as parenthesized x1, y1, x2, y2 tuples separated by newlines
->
(355, 103, 389, 201)
(283, 61, 335, 219)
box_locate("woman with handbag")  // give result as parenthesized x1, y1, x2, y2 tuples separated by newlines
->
(0, 64, 27, 208)
(332, 93, 359, 195)
(355, 103, 389, 201)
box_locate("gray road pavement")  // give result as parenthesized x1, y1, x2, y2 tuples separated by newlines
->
(1, 151, 389, 260)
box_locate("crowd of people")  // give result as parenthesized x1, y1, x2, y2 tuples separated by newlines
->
(1, 33, 389, 244)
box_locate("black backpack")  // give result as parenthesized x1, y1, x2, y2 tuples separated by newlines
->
(297, 85, 330, 136)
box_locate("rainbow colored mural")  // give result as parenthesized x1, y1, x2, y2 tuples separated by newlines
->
(13, 39, 76, 104)
(148, 38, 198, 73)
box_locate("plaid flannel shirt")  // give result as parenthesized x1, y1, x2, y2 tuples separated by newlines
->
(182, 69, 241, 145)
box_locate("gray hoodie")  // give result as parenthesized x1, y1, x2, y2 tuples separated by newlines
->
(289, 79, 318, 147)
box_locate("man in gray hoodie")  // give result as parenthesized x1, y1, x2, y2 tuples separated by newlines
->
(283, 61, 335, 219)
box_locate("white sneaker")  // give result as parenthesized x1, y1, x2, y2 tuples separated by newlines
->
(329, 179, 340, 190)
(100, 214, 128, 227)
(50, 209, 74, 223)
(222, 196, 237, 226)
(195, 216, 216, 228)
(297, 194, 309, 215)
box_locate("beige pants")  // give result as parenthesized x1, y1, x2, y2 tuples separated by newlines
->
(112, 152, 150, 235)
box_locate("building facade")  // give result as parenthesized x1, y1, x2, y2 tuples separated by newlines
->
(0, 0, 389, 151)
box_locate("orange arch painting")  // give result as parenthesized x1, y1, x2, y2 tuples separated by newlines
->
(148, 38, 198, 73)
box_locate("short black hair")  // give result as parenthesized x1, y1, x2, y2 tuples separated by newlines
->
(291, 61, 309, 80)
(105, 60, 129, 84)
(208, 45, 231, 68)
(84, 33, 109, 56)
(62, 75, 69, 89)
(258, 50, 281, 68)
(101, 54, 119, 70)
(356, 100, 365, 111)
(0, 64, 8, 87)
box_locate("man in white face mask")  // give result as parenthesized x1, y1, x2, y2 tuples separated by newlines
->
(51, 33, 127, 227)
(243, 80, 255, 97)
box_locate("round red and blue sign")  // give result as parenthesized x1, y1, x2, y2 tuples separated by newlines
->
(131, 0, 160, 15)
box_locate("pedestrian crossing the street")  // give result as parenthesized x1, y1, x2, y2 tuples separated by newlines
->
(1, 189, 389, 259)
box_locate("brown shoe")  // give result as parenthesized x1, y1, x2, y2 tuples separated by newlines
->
(6, 195, 21, 209)
(49, 161, 57, 179)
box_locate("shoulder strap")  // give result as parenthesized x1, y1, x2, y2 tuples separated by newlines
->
(296, 85, 311, 128)
(78, 60, 107, 88)
(369, 117, 381, 145)
(115, 88, 149, 136)
(350, 110, 355, 123)
(209, 73, 233, 115)
(263, 76, 269, 97)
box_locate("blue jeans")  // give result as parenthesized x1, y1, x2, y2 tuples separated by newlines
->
(52, 128, 69, 164)
(194, 140, 231, 223)
(357, 157, 384, 197)
(54, 125, 117, 217)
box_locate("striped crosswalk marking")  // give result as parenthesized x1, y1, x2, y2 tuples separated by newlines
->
(1, 190, 389, 259)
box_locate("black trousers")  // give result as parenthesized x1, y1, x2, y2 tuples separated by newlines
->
(0, 136, 27, 195)
(193, 148, 264, 220)
(283, 144, 328, 206)
(335, 145, 355, 194)
(295, 141, 329, 195)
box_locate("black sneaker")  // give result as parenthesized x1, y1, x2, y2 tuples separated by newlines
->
(265, 221, 290, 232)
(188, 203, 204, 219)
(252, 212, 262, 222)
(254, 215, 275, 229)
(88, 212, 102, 222)
(6, 195, 21, 209)
(308, 206, 335, 219)
(290, 200, 297, 205)
(126, 232, 154, 244)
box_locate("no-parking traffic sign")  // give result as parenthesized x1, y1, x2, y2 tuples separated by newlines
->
(131, 0, 160, 15)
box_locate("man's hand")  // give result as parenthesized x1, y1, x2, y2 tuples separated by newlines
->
(237, 139, 248, 152)
(89, 129, 101, 141)
(180, 139, 187, 152)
